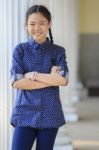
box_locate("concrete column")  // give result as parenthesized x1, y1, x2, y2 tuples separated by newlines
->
(61, 0, 80, 122)
(49, 0, 73, 150)
(0, 0, 14, 149)
(0, 0, 28, 149)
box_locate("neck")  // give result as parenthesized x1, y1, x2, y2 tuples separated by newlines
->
(34, 37, 47, 44)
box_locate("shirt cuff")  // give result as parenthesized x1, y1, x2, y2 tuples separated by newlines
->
(11, 73, 24, 85)
(59, 70, 69, 80)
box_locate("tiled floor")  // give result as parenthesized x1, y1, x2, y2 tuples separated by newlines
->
(66, 97, 99, 150)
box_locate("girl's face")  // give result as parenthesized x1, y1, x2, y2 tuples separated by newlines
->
(26, 12, 51, 43)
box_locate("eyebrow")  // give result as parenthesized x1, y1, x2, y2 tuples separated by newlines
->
(29, 21, 47, 23)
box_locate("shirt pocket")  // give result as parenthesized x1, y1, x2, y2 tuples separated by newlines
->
(23, 53, 42, 72)
(40, 63, 51, 73)
(40, 54, 53, 73)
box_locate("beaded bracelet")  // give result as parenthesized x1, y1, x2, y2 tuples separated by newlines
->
(31, 71, 37, 81)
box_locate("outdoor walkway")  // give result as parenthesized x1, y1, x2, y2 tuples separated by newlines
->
(66, 97, 99, 150)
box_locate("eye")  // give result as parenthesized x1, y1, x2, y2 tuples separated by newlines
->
(39, 21, 47, 25)
(40, 23, 45, 25)
(29, 23, 35, 26)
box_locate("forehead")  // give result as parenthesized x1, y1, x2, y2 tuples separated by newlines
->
(28, 12, 48, 22)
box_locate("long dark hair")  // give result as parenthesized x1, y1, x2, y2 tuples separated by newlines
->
(26, 5, 53, 43)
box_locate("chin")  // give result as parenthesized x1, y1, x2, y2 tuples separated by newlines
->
(34, 36, 42, 40)
(34, 37, 45, 43)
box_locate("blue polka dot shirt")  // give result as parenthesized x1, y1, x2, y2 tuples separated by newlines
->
(10, 38, 69, 129)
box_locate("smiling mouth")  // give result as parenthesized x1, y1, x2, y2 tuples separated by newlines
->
(34, 32, 42, 35)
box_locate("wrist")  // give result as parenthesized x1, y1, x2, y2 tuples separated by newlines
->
(34, 72, 38, 80)
(31, 71, 37, 81)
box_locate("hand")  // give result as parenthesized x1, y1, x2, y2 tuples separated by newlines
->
(24, 72, 32, 79)
(51, 66, 61, 74)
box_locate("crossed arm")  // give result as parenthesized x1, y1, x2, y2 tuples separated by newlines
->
(13, 66, 69, 90)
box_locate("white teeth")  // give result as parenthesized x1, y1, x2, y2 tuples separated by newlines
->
(35, 33, 41, 35)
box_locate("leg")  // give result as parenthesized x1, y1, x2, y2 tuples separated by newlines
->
(11, 127, 37, 150)
(36, 128, 59, 150)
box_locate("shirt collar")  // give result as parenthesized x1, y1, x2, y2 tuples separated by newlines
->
(28, 37, 52, 53)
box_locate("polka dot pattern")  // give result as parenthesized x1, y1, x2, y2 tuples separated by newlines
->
(10, 38, 69, 129)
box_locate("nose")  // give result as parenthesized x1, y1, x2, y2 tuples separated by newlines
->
(34, 24, 40, 30)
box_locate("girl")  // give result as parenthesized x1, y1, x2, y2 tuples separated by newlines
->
(10, 5, 69, 150)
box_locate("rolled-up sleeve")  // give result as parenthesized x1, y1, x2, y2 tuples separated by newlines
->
(10, 44, 24, 85)
(56, 47, 69, 80)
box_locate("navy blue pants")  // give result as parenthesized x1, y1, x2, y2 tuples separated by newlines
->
(11, 127, 58, 150)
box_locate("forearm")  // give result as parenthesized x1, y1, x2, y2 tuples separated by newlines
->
(36, 73, 68, 86)
(12, 78, 51, 90)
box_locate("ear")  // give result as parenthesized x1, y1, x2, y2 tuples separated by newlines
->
(25, 24, 29, 35)
(48, 21, 52, 29)
(25, 24, 28, 30)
